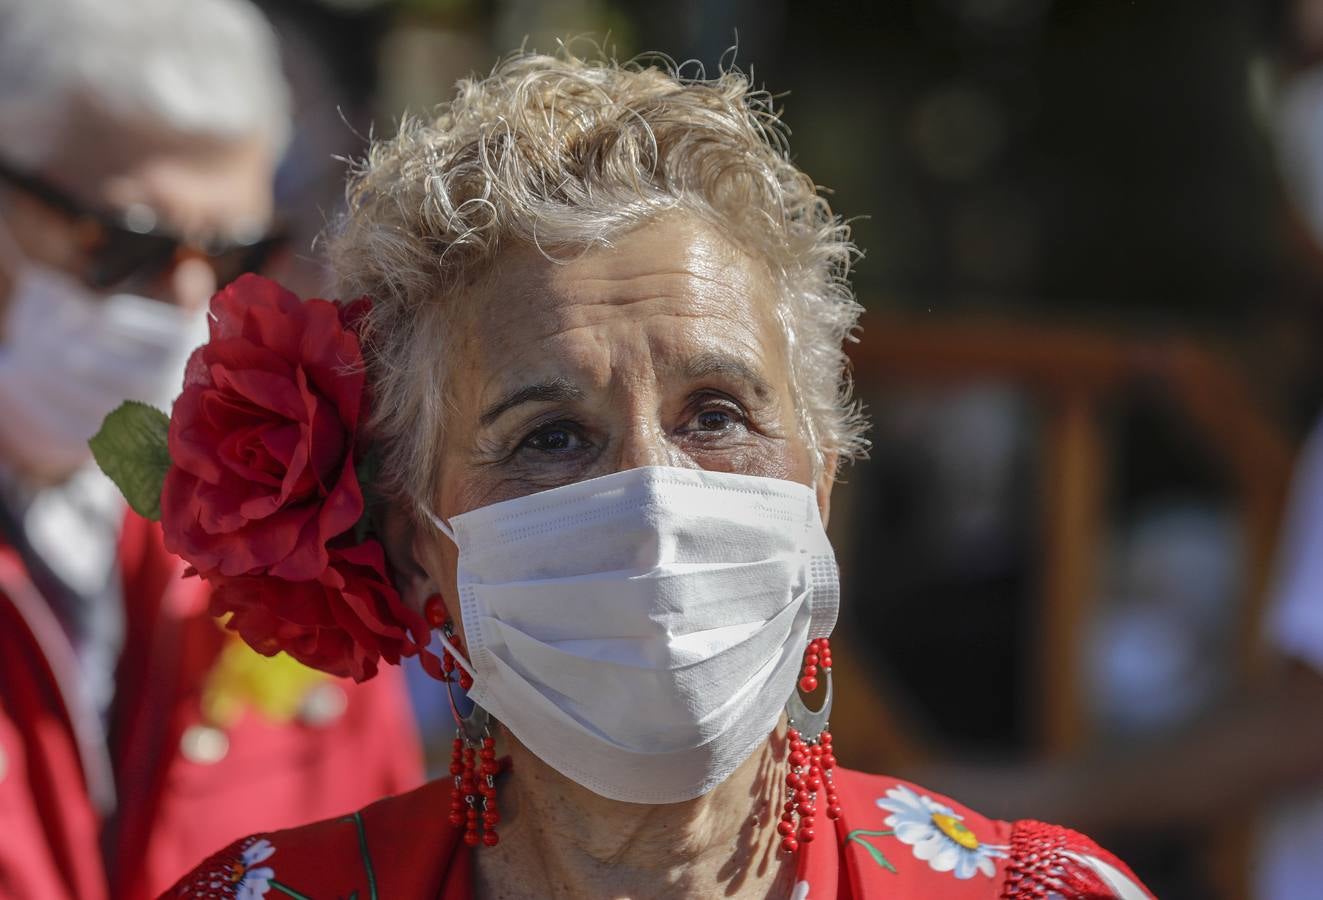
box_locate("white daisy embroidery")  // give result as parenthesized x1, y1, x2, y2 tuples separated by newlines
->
(876, 785, 1007, 879)
(229, 838, 275, 899)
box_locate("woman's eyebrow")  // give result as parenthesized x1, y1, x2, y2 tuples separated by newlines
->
(683, 351, 773, 401)
(479, 377, 584, 426)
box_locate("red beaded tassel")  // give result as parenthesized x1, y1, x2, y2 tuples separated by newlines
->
(778, 638, 838, 854)
(447, 735, 501, 847)
(429, 596, 498, 846)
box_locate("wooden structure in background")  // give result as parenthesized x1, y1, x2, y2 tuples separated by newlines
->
(832, 312, 1296, 899)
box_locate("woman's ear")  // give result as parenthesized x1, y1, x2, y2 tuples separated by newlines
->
(815, 450, 839, 528)
(378, 502, 436, 615)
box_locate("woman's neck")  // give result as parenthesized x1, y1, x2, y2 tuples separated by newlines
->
(473, 728, 797, 900)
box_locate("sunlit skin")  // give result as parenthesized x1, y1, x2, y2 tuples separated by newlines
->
(389, 215, 837, 899)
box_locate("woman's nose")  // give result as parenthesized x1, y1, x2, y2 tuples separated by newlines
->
(613, 421, 691, 472)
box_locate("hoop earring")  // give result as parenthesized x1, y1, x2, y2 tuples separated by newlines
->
(778, 638, 838, 854)
(426, 595, 501, 848)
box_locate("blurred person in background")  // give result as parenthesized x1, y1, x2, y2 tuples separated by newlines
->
(0, 1, 421, 898)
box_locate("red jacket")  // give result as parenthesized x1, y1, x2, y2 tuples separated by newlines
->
(0, 512, 423, 900)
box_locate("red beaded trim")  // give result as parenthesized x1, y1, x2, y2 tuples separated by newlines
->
(1001, 820, 1127, 899)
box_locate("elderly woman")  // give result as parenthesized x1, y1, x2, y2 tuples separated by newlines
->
(141, 53, 1151, 899)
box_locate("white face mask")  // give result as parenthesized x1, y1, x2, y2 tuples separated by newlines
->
(0, 228, 209, 479)
(427, 465, 839, 804)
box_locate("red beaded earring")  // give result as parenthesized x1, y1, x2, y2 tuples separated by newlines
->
(425, 595, 500, 848)
(778, 637, 838, 854)
(426, 594, 473, 691)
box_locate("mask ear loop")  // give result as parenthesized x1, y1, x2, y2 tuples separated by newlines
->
(436, 624, 478, 693)
(424, 506, 479, 688)
(425, 506, 456, 542)
(437, 625, 478, 686)
(442, 622, 484, 731)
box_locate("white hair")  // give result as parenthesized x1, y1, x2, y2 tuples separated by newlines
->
(330, 50, 868, 513)
(0, 0, 289, 166)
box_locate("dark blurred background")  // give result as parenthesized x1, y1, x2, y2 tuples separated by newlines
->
(251, 2, 1323, 897)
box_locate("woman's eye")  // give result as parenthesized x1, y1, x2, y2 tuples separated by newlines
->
(696, 409, 735, 431)
(687, 401, 746, 435)
(520, 424, 584, 453)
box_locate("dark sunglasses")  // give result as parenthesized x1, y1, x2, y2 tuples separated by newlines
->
(0, 157, 288, 290)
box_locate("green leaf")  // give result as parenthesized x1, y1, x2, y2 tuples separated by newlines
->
(269, 881, 317, 900)
(857, 840, 898, 873)
(88, 401, 172, 521)
(846, 830, 898, 873)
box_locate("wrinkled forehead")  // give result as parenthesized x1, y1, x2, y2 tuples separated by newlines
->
(457, 215, 786, 352)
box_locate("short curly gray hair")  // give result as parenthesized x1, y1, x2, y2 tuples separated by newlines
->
(329, 50, 867, 514)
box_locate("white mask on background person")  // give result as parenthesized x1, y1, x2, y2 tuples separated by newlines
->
(427, 465, 839, 804)
(0, 219, 209, 480)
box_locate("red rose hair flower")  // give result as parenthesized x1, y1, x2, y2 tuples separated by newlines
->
(211, 539, 431, 682)
(92, 273, 442, 683)
(161, 275, 367, 581)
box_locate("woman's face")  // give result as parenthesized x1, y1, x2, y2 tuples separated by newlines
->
(414, 215, 834, 613)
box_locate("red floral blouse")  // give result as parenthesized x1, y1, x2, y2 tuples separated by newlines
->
(164, 768, 1153, 899)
